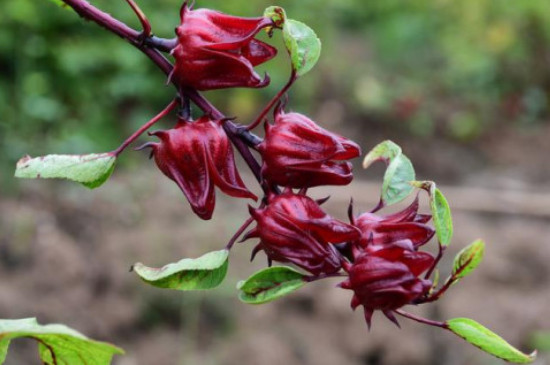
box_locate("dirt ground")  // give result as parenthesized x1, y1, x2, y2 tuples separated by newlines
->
(1, 133, 550, 364)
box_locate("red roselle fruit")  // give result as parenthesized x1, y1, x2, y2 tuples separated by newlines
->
(243, 190, 360, 276)
(257, 104, 361, 188)
(354, 197, 434, 250)
(141, 115, 257, 220)
(171, 2, 277, 90)
(339, 199, 435, 328)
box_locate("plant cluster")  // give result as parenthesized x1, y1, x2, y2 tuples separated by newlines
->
(3, 1, 536, 364)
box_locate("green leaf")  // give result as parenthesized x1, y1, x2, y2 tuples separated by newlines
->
(410, 180, 453, 246)
(432, 188, 453, 245)
(283, 19, 321, 77)
(263, 6, 286, 28)
(452, 239, 484, 280)
(0, 318, 123, 365)
(363, 140, 416, 206)
(446, 318, 536, 363)
(14, 153, 116, 189)
(237, 266, 307, 304)
(132, 249, 229, 291)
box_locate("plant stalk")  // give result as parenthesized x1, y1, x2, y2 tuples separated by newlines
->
(59, 0, 265, 186)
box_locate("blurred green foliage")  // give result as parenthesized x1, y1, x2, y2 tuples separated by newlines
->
(2, 0, 550, 187)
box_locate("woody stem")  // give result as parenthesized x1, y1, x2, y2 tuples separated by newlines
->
(112, 98, 178, 156)
(246, 70, 297, 131)
(59, 0, 265, 186)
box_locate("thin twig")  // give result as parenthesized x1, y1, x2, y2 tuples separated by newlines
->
(424, 244, 445, 279)
(246, 70, 297, 131)
(58, 0, 267, 188)
(112, 98, 178, 156)
(124, 0, 152, 37)
(395, 309, 447, 328)
(225, 217, 255, 250)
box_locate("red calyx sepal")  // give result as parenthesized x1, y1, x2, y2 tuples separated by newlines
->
(171, 2, 277, 90)
(145, 115, 256, 220)
(244, 191, 360, 276)
(258, 105, 361, 188)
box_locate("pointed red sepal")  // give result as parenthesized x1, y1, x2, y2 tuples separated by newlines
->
(147, 115, 255, 220)
(258, 107, 361, 188)
(383, 310, 400, 328)
(172, 5, 277, 90)
(242, 192, 355, 276)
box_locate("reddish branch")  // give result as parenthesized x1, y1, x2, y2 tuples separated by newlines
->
(59, 0, 264, 184)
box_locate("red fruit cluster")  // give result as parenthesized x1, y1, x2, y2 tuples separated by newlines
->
(340, 199, 436, 327)
(139, 2, 441, 330)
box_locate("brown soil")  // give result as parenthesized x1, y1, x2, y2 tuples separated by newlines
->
(1, 151, 550, 365)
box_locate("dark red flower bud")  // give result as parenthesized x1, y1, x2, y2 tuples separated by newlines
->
(340, 245, 434, 328)
(144, 115, 257, 220)
(354, 197, 435, 250)
(171, 3, 277, 90)
(340, 199, 435, 328)
(244, 191, 361, 276)
(257, 106, 361, 188)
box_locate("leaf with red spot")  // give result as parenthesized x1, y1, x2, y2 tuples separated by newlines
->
(237, 266, 308, 304)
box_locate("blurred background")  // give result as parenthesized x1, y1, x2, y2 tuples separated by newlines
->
(1, 0, 550, 364)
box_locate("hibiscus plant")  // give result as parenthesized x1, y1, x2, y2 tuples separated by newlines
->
(4, 0, 537, 364)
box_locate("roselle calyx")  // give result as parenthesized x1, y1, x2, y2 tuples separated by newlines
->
(244, 191, 360, 276)
(171, 2, 277, 90)
(142, 115, 256, 220)
(258, 105, 361, 188)
(340, 199, 436, 328)
(354, 197, 435, 250)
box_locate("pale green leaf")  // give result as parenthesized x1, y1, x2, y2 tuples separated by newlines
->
(363, 140, 415, 206)
(410, 180, 453, 246)
(283, 19, 321, 77)
(432, 188, 453, 245)
(452, 239, 484, 280)
(237, 266, 307, 304)
(383, 154, 415, 205)
(132, 250, 229, 291)
(15, 153, 116, 189)
(362, 140, 402, 168)
(0, 318, 123, 365)
(263, 6, 286, 27)
(446, 318, 536, 363)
